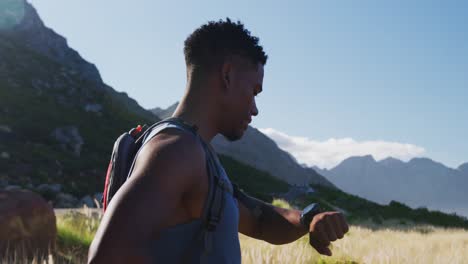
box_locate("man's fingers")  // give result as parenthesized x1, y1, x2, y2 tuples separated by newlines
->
(310, 234, 332, 257)
(315, 222, 331, 247)
(331, 214, 344, 239)
(309, 212, 349, 256)
(324, 217, 338, 242)
(316, 246, 332, 256)
(310, 222, 330, 249)
(337, 213, 349, 234)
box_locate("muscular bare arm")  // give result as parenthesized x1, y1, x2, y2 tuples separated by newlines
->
(237, 192, 306, 244)
(237, 191, 349, 256)
(88, 130, 206, 263)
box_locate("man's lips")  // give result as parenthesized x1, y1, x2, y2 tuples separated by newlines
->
(242, 119, 251, 130)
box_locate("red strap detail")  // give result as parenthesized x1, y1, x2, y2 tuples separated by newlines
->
(130, 125, 143, 137)
(102, 161, 113, 212)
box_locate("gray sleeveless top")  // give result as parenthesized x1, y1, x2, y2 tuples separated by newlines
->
(141, 121, 241, 264)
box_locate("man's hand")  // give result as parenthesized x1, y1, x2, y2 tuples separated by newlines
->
(308, 211, 349, 256)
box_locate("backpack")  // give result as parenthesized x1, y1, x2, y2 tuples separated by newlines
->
(102, 121, 148, 212)
(102, 117, 233, 255)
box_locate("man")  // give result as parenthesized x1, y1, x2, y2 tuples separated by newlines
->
(88, 18, 348, 263)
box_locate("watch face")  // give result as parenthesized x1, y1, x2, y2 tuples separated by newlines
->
(301, 203, 321, 227)
(303, 203, 320, 214)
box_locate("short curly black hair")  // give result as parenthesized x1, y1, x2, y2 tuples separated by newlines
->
(184, 18, 268, 71)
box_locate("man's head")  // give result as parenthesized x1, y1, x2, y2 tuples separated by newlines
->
(184, 18, 268, 141)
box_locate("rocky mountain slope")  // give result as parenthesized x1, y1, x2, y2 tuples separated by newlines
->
(0, 0, 159, 199)
(212, 127, 334, 187)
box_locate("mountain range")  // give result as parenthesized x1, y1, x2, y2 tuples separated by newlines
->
(315, 155, 468, 217)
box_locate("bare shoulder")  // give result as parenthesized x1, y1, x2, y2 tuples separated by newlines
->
(131, 128, 207, 186)
(117, 127, 208, 214)
(112, 127, 207, 204)
(88, 128, 206, 263)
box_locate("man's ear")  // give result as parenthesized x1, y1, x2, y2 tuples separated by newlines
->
(221, 60, 232, 92)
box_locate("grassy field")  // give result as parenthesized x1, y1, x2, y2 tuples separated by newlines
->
(240, 224, 468, 264)
(3, 206, 468, 264)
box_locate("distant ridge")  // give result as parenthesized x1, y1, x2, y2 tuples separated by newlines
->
(315, 155, 468, 217)
(149, 102, 179, 119)
(458, 162, 468, 174)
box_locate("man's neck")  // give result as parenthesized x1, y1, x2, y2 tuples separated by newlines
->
(172, 98, 219, 144)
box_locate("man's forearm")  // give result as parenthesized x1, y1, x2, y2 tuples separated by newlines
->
(255, 203, 308, 244)
(238, 190, 349, 255)
(236, 189, 309, 244)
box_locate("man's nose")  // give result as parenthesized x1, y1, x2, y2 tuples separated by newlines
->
(251, 99, 259, 116)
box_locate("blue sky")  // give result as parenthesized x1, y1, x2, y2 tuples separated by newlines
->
(27, 0, 468, 169)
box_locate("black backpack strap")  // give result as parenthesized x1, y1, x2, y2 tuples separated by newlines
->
(232, 183, 241, 199)
(179, 143, 230, 262)
(172, 135, 231, 262)
(204, 148, 227, 231)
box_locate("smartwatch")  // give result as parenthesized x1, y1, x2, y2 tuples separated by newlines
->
(300, 203, 321, 228)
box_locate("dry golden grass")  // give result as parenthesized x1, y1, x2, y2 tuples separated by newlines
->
(2, 207, 468, 264)
(240, 223, 468, 264)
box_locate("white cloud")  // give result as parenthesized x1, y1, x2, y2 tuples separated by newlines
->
(259, 128, 426, 169)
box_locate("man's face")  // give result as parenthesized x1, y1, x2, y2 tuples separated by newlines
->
(220, 58, 264, 141)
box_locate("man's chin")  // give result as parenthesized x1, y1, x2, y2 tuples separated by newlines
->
(222, 130, 244, 142)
